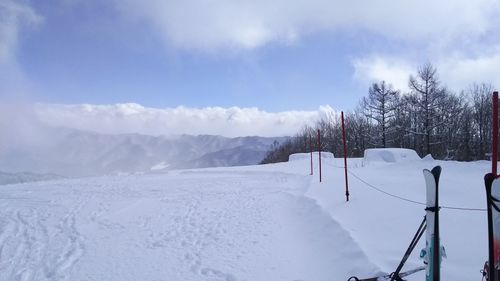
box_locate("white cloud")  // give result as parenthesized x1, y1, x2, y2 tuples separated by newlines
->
(0, 0, 42, 63)
(352, 48, 500, 93)
(352, 56, 414, 91)
(113, 0, 499, 51)
(33, 103, 336, 137)
(0, 0, 42, 99)
(438, 50, 500, 91)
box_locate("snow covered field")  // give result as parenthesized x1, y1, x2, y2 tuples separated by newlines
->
(0, 150, 491, 281)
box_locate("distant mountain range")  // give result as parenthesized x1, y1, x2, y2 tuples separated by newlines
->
(0, 128, 287, 181)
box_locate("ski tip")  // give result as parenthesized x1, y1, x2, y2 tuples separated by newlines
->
(431, 165, 441, 179)
(485, 173, 496, 190)
(423, 166, 441, 186)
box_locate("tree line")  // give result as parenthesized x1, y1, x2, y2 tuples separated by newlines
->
(261, 63, 496, 164)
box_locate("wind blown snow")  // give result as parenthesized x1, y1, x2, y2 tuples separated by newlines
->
(0, 150, 489, 280)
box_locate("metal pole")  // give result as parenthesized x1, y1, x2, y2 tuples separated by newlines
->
(493, 91, 498, 176)
(317, 129, 322, 182)
(490, 91, 499, 281)
(341, 112, 349, 201)
(309, 134, 313, 175)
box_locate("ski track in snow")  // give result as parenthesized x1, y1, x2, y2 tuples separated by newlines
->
(0, 188, 89, 281)
(0, 207, 50, 281)
(43, 197, 86, 280)
(0, 169, 379, 281)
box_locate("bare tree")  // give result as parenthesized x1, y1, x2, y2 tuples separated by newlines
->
(407, 63, 452, 156)
(470, 83, 494, 159)
(260, 67, 496, 163)
(361, 81, 399, 147)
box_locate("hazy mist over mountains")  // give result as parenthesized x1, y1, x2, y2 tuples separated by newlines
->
(0, 103, 293, 185)
(0, 127, 287, 181)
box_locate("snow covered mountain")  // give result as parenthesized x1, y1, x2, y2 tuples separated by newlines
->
(0, 128, 286, 178)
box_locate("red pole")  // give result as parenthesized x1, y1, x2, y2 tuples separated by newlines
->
(493, 91, 498, 176)
(341, 112, 349, 201)
(309, 134, 313, 175)
(318, 129, 322, 182)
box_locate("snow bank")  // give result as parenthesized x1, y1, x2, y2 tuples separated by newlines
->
(362, 148, 420, 166)
(288, 152, 334, 162)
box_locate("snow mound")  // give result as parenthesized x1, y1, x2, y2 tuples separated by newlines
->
(288, 152, 334, 162)
(422, 154, 434, 161)
(150, 162, 170, 171)
(362, 148, 420, 166)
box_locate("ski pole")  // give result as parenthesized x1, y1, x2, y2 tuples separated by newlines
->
(390, 216, 427, 281)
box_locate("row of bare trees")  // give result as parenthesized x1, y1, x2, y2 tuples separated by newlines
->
(261, 63, 496, 163)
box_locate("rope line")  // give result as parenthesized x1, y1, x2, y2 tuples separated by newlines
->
(322, 161, 486, 212)
(347, 170, 427, 206)
(441, 206, 487, 211)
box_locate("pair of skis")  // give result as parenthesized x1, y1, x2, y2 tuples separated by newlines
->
(347, 166, 442, 281)
(422, 166, 442, 281)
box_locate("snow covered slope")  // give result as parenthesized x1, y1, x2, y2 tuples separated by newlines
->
(0, 149, 490, 281)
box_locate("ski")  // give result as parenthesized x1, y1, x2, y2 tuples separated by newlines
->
(484, 173, 500, 281)
(347, 266, 426, 281)
(422, 166, 441, 281)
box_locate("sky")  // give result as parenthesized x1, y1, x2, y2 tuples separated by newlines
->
(1, 0, 500, 136)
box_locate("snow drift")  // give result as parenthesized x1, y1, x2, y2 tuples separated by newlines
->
(288, 152, 334, 162)
(362, 148, 421, 166)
